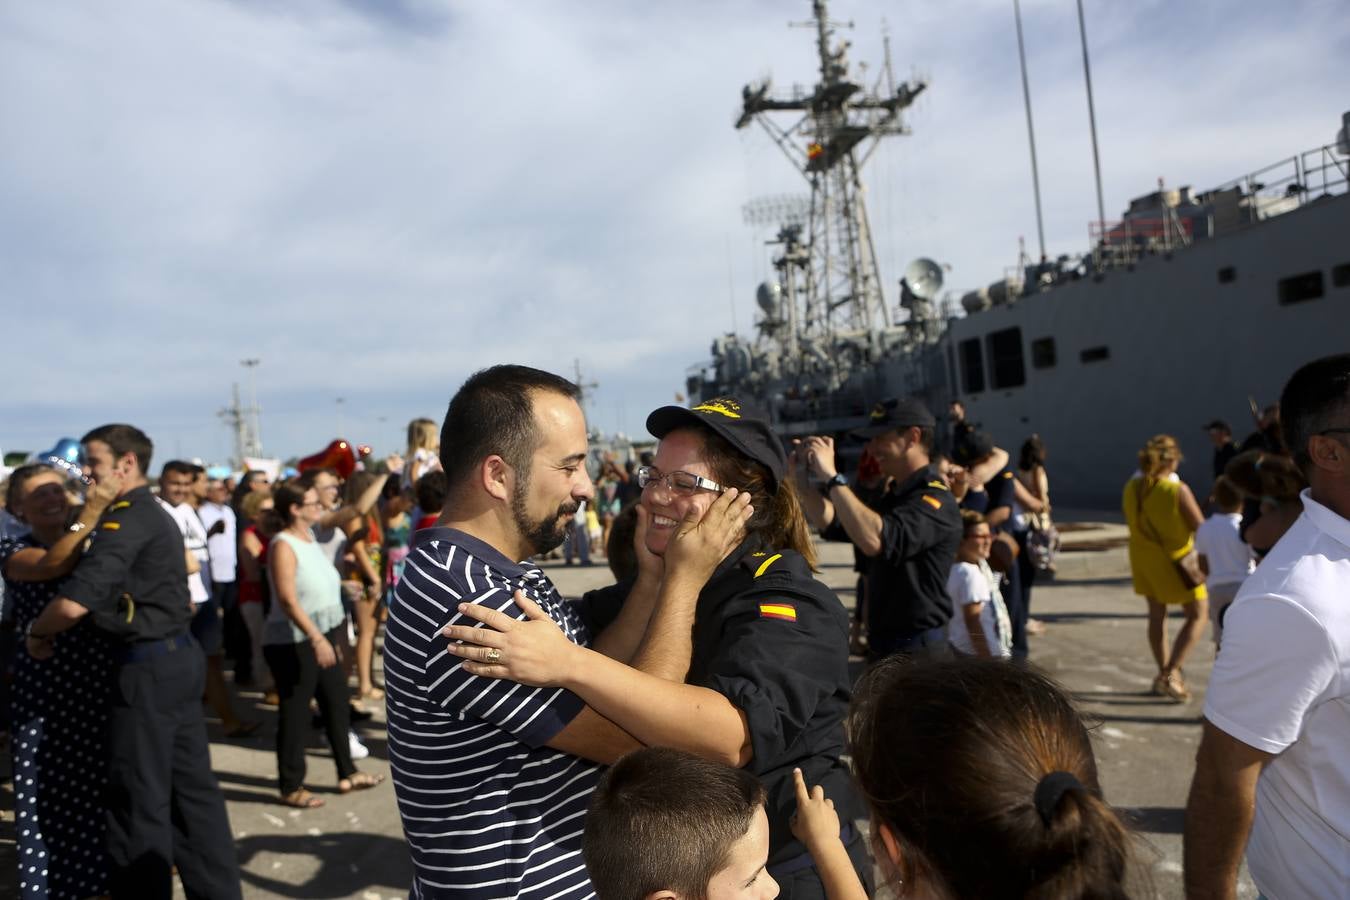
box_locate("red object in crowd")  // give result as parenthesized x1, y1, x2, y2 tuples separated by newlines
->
(414, 513, 439, 532)
(298, 438, 359, 478)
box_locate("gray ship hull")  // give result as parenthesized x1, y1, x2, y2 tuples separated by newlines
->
(943, 190, 1349, 507)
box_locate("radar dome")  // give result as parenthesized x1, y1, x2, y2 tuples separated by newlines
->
(756, 281, 783, 315)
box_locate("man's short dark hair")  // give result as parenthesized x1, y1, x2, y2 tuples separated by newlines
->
(439, 365, 580, 494)
(82, 423, 153, 475)
(583, 747, 766, 900)
(1281, 353, 1350, 475)
(415, 470, 449, 514)
(161, 459, 197, 479)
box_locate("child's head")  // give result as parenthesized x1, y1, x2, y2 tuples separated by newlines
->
(957, 509, 991, 563)
(406, 417, 439, 453)
(583, 748, 777, 900)
(414, 469, 449, 514)
(850, 657, 1131, 899)
(1209, 475, 1243, 514)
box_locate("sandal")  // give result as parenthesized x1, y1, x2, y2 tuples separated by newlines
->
(359, 687, 385, 702)
(339, 772, 385, 794)
(281, 788, 325, 809)
(1161, 670, 1192, 703)
(1150, 673, 1169, 697)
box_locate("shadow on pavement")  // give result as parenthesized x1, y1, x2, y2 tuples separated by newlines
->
(1097, 713, 1203, 726)
(1120, 806, 1186, 835)
(1039, 611, 1148, 622)
(236, 831, 411, 898)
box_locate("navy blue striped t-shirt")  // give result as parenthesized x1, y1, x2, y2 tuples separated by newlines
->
(386, 527, 602, 899)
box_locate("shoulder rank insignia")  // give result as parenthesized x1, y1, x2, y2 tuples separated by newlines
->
(101, 521, 121, 530)
(758, 602, 797, 622)
(1002, 470, 1014, 479)
(927, 480, 948, 490)
(921, 495, 942, 510)
(753, 553, 783, 578)
(110, 500, 132, 511)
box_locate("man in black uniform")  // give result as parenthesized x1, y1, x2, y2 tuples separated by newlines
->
(799, 398, 962, 659)
(25, 424, 241, 900)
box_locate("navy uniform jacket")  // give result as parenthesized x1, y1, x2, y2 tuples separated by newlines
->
(62, 485, 194, 644)
(688, 539, 862, 866)
(579, 539, 862, 867)
(865, 464, 963, 641)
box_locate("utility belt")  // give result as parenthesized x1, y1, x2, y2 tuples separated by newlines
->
(768, 821, 857, 878)
(113, 631, 195, 664)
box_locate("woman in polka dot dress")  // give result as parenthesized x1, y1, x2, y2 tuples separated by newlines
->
(1, 464, 117, 898)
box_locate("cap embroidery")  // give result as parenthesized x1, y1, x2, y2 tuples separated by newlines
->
(691, 398, 742, 419)
(758, 602, 797, 622)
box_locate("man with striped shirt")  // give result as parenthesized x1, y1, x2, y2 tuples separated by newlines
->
(385, 366, 642, 899)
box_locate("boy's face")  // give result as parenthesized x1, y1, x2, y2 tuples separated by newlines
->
(705, 805, 778, 900)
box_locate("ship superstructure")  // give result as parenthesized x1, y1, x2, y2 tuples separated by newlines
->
(688, 1, 1350, 506)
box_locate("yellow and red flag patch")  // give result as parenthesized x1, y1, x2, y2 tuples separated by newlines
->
(921, 495, 942, 510)
(759, 602, 797, 622)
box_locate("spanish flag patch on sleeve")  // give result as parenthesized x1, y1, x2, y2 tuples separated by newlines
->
(758, 602, 797, 622)
(921, 495, 942, 510)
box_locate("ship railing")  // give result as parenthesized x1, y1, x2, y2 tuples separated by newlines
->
(1205, 142, 1348, 215)
(1088, 214, 1194, 271)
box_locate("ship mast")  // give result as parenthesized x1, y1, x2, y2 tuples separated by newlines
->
(736, 0, 926, 349)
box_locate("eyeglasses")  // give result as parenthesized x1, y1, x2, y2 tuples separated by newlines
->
(637, 465, 723, 496)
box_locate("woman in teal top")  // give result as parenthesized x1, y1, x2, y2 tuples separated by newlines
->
(264, 481, 383, 808)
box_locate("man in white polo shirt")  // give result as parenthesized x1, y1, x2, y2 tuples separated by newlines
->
(1184, 353, 1350, 900)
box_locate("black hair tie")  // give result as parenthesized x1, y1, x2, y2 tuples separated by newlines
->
(1034, 771, 1083, 825)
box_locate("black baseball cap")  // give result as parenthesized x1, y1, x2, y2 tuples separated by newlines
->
(646, 398, 786, 492)
(952, 429, 996, 467)
(1202, 419, 1232, 432)
(850, 397, 937, 440)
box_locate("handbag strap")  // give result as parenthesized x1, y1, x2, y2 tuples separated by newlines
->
(1133, 479, 1169, 549)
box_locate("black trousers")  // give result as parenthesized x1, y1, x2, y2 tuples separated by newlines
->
(106, 640, 241, 900)
(264, 625, 355, 795)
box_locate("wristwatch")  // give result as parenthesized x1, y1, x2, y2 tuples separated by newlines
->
(823, 473, 849, 493)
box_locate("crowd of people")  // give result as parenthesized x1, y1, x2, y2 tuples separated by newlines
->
(0, 351, 1345, 899)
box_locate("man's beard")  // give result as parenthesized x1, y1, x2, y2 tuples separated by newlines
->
(511, 475, 579, 557)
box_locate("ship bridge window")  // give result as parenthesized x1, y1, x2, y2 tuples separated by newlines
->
(1080, 345, 1111, 364)
(986, 327, 1026, 389)
(958, 338, 985, 394)
(1031, 337, 1057, 369)
(1332, 263, 1350, 288)
(1278, 271, 1324, 305)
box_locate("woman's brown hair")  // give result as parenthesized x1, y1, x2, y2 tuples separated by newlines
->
(1223, 450, 1306, 502)
(263, 480, 308, 533)
(850, 657, 1132, 898)
(695, 426, 818, 570)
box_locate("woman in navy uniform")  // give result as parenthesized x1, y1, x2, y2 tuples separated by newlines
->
(24, 424, 241, 900)
(446, 399, 869, 899)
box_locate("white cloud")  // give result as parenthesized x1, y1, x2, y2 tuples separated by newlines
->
(2, 0, 1345, 462)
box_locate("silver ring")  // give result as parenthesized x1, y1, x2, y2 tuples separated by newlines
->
(485, 648, 502, 663)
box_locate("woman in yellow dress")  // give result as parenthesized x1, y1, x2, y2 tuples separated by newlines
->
(1123, 435, 1208, 701)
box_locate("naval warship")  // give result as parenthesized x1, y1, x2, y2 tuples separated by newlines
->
(684, 0, 1350, 506)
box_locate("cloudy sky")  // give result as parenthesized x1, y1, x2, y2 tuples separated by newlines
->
(3, 0, 1346, 464)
